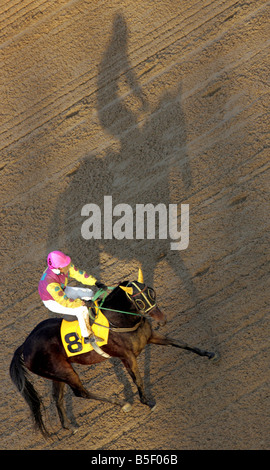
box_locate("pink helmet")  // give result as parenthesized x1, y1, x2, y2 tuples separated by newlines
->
(47, 251, 71, 269)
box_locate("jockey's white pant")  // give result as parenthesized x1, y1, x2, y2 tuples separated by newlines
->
(42, 286, 94, 338)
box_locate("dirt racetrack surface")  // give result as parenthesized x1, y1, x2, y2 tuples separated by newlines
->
(1, 0, 269, 450)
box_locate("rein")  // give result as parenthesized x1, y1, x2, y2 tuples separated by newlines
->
(89, 287, 145, 333)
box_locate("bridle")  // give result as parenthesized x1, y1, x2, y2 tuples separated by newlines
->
(89, 269, 158, 329)
(124, 281, 157, 314)
(90, 280, 157, 320)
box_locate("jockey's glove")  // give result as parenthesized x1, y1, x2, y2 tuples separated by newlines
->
(95, 281, 107, 290)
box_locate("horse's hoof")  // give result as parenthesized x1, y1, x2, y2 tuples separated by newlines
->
(122, 402, 132, 413)
(209, 351, 221, 363)
(148, 399, 156, 410)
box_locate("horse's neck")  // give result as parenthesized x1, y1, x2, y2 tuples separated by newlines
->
(103, 288, 139, 324)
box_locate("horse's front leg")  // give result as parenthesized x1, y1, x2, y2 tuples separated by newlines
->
(148, 332, 220, 362)
(121, 352, 156, 410)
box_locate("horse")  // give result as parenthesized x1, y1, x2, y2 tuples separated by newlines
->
(10, 269, 220, 437)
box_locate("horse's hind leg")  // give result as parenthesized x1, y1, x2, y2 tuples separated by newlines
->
(58, 363, 125, 407)
(45, 359, 127, 429)
(148, 332, 220, 361)
(52, 381, 69, 430)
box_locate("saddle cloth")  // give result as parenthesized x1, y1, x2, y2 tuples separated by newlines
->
(60, 309, 109, 357)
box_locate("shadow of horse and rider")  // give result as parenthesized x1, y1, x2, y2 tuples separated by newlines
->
(47, 13, 199, 310)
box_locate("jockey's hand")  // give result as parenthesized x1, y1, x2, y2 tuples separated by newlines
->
(95, 281, 107, 290)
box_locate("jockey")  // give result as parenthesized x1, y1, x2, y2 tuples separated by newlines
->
(38, 251, 106, 343)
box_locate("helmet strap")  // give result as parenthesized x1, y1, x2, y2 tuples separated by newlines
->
(51, 268, 61, 275)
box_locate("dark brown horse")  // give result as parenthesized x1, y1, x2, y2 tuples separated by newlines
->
(10, 270, 219, 437)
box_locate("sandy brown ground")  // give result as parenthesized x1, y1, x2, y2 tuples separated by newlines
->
(1, 0, 269, 450)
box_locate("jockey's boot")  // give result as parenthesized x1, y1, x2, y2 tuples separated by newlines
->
(84, 332, 103, 344)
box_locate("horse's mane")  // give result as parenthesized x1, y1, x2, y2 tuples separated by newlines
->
(103, 281, 129, 306)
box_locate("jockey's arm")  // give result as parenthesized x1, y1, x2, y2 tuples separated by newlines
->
(68, 263, 97, 286)
(46, 282, 84, 308)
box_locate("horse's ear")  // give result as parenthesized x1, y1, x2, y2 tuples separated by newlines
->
(120, 286, 133, 295)
(138, 268, 144, 283)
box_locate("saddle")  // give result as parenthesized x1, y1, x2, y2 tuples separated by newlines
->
(60, 303, 109, 358)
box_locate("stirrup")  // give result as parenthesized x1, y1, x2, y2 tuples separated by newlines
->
(89, 333, 104, 343)
(84, 334, 103, 344)
(84, 335, 110, 358)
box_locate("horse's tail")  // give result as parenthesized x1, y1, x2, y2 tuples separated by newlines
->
(9, 344, 49, 437)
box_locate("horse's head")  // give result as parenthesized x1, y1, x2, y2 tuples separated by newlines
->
(120, 269, 167, 326)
